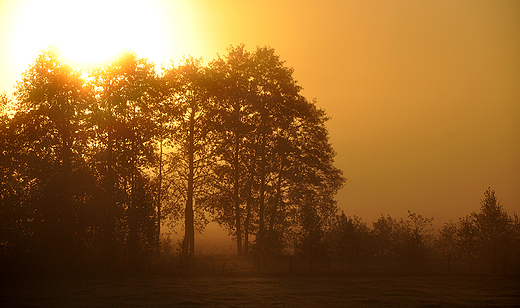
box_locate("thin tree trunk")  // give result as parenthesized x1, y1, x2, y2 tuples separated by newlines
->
(59, 98, 74, 270)
(156, 132, 163, 256)
(233, 102, 242, 255)
(244, 170, 254, 254)
(258, 159, 266, 248)
(447, 253, 451, 275)
(257, 121, 267, 250)
(105, 99, 117, 272)
(128, 110, 138, 264)
(184, 107, 195, 257)
(268, 158, 284, 235)
(244, 197, 250, 254)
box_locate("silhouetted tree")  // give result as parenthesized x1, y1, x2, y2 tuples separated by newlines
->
(400, 211, 434, 269)
(296, 200, 329, 271)
(474, 188, 514, 274)
(437, 220, 458, 274)
(6, 47, 91, 273)
(92, 51, 159, 269)
(206, 45, 345, 259)
(162, 56, 216, 258)
(455, 214, 479, 273)
(331, 214, 371, 272)
(372, 214, 400, 264)
(248, 46, 303, 252)
(206, 45, 254, 254)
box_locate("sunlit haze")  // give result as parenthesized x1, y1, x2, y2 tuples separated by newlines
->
(1, 0, 195, 69)
(1, 0, 519, 229)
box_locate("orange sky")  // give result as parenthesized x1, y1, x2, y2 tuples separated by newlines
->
(1, 0, 519, 227)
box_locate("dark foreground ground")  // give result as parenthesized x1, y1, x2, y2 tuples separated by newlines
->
(1, 275, 519, 307)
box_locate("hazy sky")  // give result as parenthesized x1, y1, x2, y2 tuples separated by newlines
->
(1, 0, 519, 227)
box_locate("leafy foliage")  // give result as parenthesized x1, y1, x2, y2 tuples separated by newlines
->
(0, 45, 345, 275)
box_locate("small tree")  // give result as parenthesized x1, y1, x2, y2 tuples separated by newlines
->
(331, 213, 371, 272)
(456, 214, 480, 273)
(475, 188, 513, 274)
(437, 220, 458, 274)
(296, 201, 329, 271)
(11, 47, 90, 272)
(372, 215, 400, 260)
(400, 211, 434, 270)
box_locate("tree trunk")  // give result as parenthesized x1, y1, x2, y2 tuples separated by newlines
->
(104, 99, 117, 272)
(184, 108, 195, 257)
(59, 98, 74, 270)
(257, 119, 267, 250)
(268, 158, 284, 236)
(447, 253, 451, 275)
(233, 102, 242, 255)
(128, 112, 138, 265)
(156, 133, 163, 256)
(244, 170, 255, 254)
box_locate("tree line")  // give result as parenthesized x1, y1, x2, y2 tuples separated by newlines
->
(315, 188, 519, 276)
(0, 45, 345, 276)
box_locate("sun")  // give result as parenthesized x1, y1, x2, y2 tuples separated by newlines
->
(12, 0, 171, 67)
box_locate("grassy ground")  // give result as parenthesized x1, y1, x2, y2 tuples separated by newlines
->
(2, 275, 519, 307)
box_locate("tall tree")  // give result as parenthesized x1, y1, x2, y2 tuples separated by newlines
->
(162, 56, 215, 257)
(475, 188, 513, 274)
(92, 51, 158, 267)
(208, 45, 344, 256)
(10, 47, 89, 271)
(248, 46, 303, 251)
(207, 45, 254, 254)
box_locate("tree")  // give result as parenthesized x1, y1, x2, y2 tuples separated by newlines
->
(400, 211, 434, 269)
(331, 213, 371, 272)
(296, 200, 329, 271)
(1, 44, 347, 276)
(474, 188, 513, 274)
(7, 47, 91, 272)
(437, 220, 458, 274)
(92, 51, 159, 268)
(247, 46, 303, 251)
(207, 45, 345, 258)
(456, 213, 479, 271)
(372, 214, 400, 263)
(162, 56, 216, 258)
(206, 45, 255, 254)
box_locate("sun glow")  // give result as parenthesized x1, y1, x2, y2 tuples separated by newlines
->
(12, 0, 172, 67)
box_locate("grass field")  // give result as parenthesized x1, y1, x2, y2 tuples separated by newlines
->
(2, 275, 519, 307)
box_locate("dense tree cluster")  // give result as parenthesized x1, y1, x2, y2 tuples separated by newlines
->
(0, 45, 345, 276)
